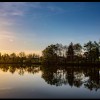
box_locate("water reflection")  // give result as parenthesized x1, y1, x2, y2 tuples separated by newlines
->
(0, 64, 100, 92)
(0, 64, 40, 75)
(41, 65, 100, 91)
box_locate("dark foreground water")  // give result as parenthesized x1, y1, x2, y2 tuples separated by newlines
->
(0, 64, 100, 99)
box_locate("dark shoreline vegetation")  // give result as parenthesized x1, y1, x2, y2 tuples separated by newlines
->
(0, 40, 100, 66)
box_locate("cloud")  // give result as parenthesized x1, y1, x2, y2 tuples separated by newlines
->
(11, 10, 24, 16)
(0, 30, 15, 40)
(9, 39, 14, 42)
(0, 2, 42, 17)
(0, 2, 43, 25)
(0, 2, 65, 18)
(0, 2, 67, 24)
(0, 2, 26, 17)
(0, 18, 14, 26)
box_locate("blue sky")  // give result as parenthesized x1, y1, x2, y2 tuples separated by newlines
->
(0, 2, 100, 55)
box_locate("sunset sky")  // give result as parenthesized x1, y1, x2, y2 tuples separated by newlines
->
(0, 2, 100, 55)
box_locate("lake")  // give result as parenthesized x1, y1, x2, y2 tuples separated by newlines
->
(0, 64, 100, 99)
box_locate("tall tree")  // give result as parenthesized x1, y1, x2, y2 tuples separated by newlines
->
(73, 43, 82, 62)
(74, 43, 82, 56)
(66, 42, 74, 61)
(19, 52, 26, 63)
(84, 41, 95, 62)
(10, 53, 16, 63)
(42, 44, 58, 64)
(94, 41, 100, 61)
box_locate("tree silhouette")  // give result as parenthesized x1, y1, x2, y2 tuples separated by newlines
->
(0, 39, 100, 65)
(66, 42, 74, 62)
(42, 44, 58, 64)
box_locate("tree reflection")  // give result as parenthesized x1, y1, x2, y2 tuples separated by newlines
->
(84, 67, 100, 91)
(0, 64, 100, 91)
(41, 65, 100, 91)
(9, 66, 16, 74)
(0, 64, 40, 75)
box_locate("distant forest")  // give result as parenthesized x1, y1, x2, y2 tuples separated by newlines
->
(0, 40, 100, 65)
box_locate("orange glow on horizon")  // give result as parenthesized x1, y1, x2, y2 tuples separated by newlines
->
(0, 50, 42, 56)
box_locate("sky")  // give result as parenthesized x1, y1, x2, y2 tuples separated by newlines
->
(0, 2, 100, 55)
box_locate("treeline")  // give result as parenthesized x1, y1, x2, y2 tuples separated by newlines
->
(0, 52, 41, 64)
(42, 40, 100, 65)
(0, 40, 100, 65)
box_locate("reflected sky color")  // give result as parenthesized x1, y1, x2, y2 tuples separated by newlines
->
(0, 2, 100, 55)
(0, 65, 100, 98)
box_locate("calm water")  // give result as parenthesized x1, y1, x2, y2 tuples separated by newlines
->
(0, 64, 100, 99)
